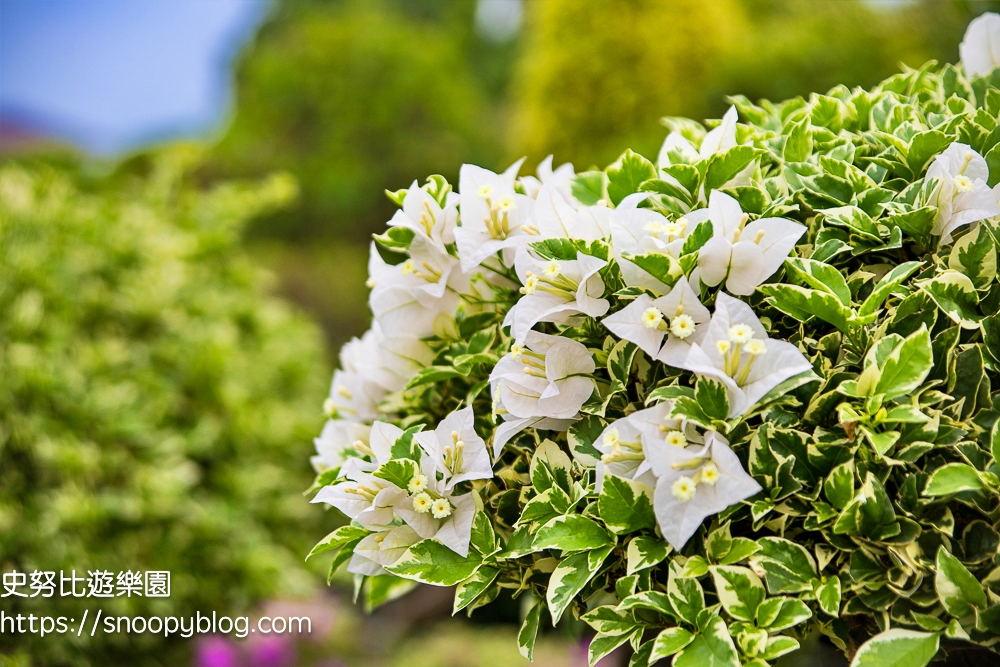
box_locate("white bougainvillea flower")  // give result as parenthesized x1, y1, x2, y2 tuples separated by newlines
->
(960, 13, 1000, 77)
(490, 410, 578, 457)
(657, 106, 739, 164)
(658, 293, 813, 417)
(311, 469, 406, 531)
(368, 280, 460, 341)
(311, 420, 373, 473)
(373, 324, 434, 386)
(657, 131, 702, 169)
(520, 155, 576, 204)
(928, 143, 1000, 244)
(698, 105, 739, 158)
(394, 479, 478, 557)
(367, 235, 467, 309)
(415, 406, 493, 490)
(692, 190, 806, 296)
(389, 181, 459, 246)
(324, 367, 382, 423)
(601, 276, 709, 358)
(504, 248, 610, 343)
(455, 161, 535, 271)
(325, 326, 411, 419)
(594, 401, 687, 491)
(644, 430, 761, 550)
(364, 420, 406, 465)
(490, 330, 596, 421)
(348, 524, 422, 576)
(529, 184, 610, 240)
(610, 194, 691, 293)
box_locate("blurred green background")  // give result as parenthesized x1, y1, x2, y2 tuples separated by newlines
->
(2, 1, 998, 665)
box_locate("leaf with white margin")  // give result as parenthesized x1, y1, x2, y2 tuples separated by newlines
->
(453, 566, 499, 614)
(599, 474, 656, 535)
(673, 613, 740, 667)
(626, 535, 671, 575)
(517, 598, 543, 660)
(534, 514, 616, 552)
(919, 270, 981, 329)
(874, 325, 933, 400)
(849, 629, 939, 667)
(387, 538, 483, 586)
(935, 546, 987, 619)
(924, 463, 986, 496)
(650, 627, 695, 662)
(546, 545, 614, 624)
(710, 565, 765, 621)
(751, 537, 818, 594)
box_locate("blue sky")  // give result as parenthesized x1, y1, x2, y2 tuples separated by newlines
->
(0, 0, 271, 154)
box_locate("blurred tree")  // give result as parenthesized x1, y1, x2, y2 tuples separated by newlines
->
(509, 0, 1000, 171)
(0, 147, 330, 666)
(717, 0, 1000, 108)
(509, 0, 741, 171)
(207, 0, 511, 244)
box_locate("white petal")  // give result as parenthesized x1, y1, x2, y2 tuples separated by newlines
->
(725, 241, 767, 295)
(370, 421, 405, 464)
(741, 340, 813, 410)
(961, 13, 1000, 76)
(601, 294, 666, 357)
(434, 494, 478, 557)
(696, 236, 732, 288)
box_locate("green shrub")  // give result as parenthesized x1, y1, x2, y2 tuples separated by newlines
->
(208, 0, 504, 244)
(310, 41, 1000, 667)
(0, 147, 329, 666)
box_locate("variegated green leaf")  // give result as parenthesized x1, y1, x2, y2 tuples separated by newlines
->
(626, 535, 671, 575)
(599, 474, 656, 535)
(546, 545, 613, 624)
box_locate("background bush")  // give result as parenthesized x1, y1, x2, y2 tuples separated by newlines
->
(0, 147, 329, 666)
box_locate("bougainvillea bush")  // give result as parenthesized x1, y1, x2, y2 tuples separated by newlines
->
(309, 14, 1000, 667)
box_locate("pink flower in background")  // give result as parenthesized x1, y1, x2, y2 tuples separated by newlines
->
(194, 636, 240, 667)
(247, 634, 295, 667)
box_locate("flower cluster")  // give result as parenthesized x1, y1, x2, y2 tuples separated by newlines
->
(309, 15, 1000, 667)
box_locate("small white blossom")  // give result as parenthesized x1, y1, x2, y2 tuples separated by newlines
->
(348, 525, 421, 576)
(311, 420, 373, 473)
(698, 105, 740, 159)
(645, 431, 761, 551)
(692, 190, 806, 296)
(489, 332, 595, 454)
(610, 195, 691, 293)
(658, 292, 813, 417)
(455, 161, 535, 272)
(601, 276, 710, 358)
(414, 407, 493, 490)
(593, 402, 693, 491)
(389, 180, 459, 246)
(311, 469, 406, 531)
(960, 13, 1000, 77)
(519, 155, 577, 205)
(394, 480, 478, 557)
(504, 248, 610, 343)
(928, 143, 1000, 244)
(528, 183, 611, 240)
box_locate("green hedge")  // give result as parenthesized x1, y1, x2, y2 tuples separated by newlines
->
(0, 147, 329, 666)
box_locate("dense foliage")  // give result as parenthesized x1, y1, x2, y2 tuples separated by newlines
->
(0, 148, 329, 666)
(310, 16, 1000, 667)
